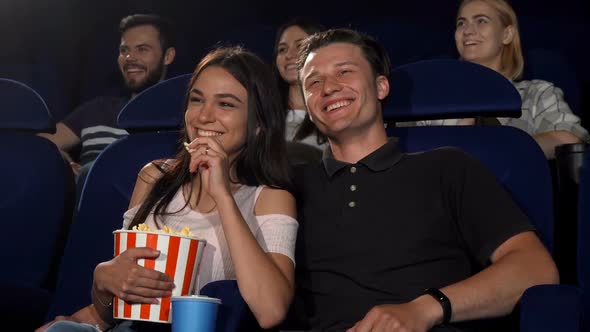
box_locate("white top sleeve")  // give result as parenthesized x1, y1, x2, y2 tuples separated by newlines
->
(254, 213, 298, 266)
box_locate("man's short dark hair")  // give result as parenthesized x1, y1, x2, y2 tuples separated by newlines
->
(119, 14, 176, 51)
(297, 28, 391, 79)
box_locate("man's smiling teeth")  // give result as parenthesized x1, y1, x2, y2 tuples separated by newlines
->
(326, 100, 351, 112)
(125, 65, 145, 73)
(197, 129, 223, 137)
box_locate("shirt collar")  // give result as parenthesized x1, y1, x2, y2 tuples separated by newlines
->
(322, 138, 403, 177)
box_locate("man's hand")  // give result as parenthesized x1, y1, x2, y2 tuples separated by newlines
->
(56, 149, 81, 175)
(347, 295, 442, 332)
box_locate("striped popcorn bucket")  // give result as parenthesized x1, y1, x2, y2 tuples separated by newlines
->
(112, 230, 206, 323)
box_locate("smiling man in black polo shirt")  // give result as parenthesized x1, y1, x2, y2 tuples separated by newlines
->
(291, 28, 559, 332)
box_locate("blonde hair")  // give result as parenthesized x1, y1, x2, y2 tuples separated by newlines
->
(458, 0, 524, 80)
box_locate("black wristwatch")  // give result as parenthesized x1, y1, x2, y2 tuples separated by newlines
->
(424, 288, 452, 324)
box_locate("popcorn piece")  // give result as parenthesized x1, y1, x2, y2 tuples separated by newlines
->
(180, 226, 191, 236)
(131, 223, 193, 236)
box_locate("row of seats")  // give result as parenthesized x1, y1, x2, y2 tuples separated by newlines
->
(2, 59, 588, 330)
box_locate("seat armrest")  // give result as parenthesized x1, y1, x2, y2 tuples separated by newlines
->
(519, 284, 582, 332)
(200, 280, 260, 332)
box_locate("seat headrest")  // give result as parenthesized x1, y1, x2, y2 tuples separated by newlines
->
(384, 59, 522, 121)
(0, 78, 55, 133)
(117, 73, 192, 131)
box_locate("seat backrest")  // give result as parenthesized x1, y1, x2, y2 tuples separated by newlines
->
(117, 73, 191, 132)
(46, 74, 190, 319)
(0, 78, 74, 291)
(577, 149, 590, 329)
(387, 125, 554, 253)
(46, 132, 181, 318)
(0, 77, 55, 133)
(385, 59, 522, 122)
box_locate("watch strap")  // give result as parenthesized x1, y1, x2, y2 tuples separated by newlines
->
(424, 288, 452, 324)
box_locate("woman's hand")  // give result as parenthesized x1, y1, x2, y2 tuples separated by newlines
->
(184, 137, 232, 200)
(94, 247, 175, 304)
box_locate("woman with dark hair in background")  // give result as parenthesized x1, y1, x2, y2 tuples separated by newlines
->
(38, 46, 298, 332)
(273, 17, 327, 151)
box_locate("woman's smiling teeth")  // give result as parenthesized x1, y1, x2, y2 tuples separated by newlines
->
(197, 129, 223, 137)
(326, 100, 351, 112)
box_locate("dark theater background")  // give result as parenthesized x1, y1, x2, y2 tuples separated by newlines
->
(1, 0, 589, 330)
(0, 0, 588, 125)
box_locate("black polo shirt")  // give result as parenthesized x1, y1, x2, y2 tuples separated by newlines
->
(292, 138, 534, 331)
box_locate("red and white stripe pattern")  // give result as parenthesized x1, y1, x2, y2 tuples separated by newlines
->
(112, 230, 206, 323)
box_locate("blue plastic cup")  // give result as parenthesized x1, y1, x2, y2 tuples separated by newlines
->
(171, 295, 222, 332)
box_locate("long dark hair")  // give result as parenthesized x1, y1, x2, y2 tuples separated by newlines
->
(272, 17, 327, 145)
(129, 46, 291, 229)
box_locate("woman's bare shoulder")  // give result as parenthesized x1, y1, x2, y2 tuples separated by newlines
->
(254, 186, 296, 217)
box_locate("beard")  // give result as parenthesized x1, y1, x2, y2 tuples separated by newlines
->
(124, 57, 166, 94)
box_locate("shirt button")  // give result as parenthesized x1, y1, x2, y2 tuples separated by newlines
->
(350, 166, 357, 173)
(350, 185, 357, 191)
(348, 201, 356, 208)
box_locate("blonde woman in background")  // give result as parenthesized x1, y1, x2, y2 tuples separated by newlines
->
(417, 0, 589, 159)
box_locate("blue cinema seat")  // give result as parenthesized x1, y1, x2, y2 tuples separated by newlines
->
(0, 78, 75, 330)
(520, 283, 582, 332)
(200, 280, 260, 331)
(578, 149, 590, 331)
(385, 59, 522, 122)
(45, 73, 190, 321)
(385, 59, 581, 330)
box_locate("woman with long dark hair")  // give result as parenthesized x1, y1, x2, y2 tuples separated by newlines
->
(273, 17, 327, 150)
(39, 46, 298, 332)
